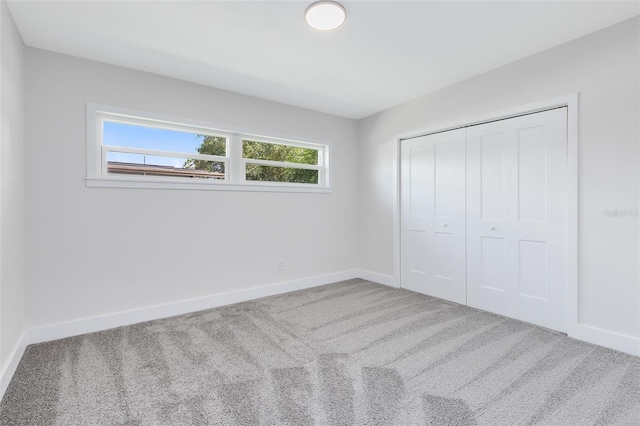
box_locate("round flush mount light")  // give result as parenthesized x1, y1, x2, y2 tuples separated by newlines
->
(305, 1, 346, 31)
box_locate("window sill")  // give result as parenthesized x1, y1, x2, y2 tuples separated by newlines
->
(85, 177, 333, 193)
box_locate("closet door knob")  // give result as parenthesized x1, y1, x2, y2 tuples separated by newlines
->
(443, 223, 448, 227)
(490, 227, 496, 231)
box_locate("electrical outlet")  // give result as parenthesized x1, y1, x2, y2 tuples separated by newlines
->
(278, 260, 285, 271)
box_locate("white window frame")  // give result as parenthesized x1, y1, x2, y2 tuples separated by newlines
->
(240, 135, 326, 188)
(86, 103, 332, 193)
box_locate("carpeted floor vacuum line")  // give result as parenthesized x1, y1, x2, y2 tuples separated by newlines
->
(1, 279, 638, 425)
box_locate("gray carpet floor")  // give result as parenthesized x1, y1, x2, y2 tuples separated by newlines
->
(1, 279, 639, 425)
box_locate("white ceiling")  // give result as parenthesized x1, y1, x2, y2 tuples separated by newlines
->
(7, 1, 640, 119)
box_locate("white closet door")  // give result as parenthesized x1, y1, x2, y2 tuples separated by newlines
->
(400, 129, 466, 304)
(466, 108, 568, 332)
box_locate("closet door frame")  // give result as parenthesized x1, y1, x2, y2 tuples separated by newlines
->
(393, 94, 578, 335)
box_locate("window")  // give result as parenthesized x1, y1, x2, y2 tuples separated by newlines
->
(102, 120, 228, 181)
(243, 139, 320, 185)
(86, 104, 331, 192)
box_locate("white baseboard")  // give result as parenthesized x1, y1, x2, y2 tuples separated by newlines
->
(569, 324, 640, 357)
(25, 269, 359, 346)
(357, 270, 399, 288)
(1, 334, 27, 398)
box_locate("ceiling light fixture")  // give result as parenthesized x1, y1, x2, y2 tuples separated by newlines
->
(305, 1, 346, 31)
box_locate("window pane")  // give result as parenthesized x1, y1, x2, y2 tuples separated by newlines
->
(243, 140, 318, 165)
(103, 121, 227, 156)
(246, 164, 318, 184)
(107, 152, 225, 179)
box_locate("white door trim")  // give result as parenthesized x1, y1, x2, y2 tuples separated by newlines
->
(393, 94, 580, 337)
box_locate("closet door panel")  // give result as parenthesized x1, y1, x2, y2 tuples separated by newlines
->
(401, 129, 466, 304)
(466, 108, 567, 332)
(402, 143, 430, 288)
(467, 128, 510, 314)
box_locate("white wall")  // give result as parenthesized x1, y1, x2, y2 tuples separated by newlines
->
(358, 17, 640, 339)
(24, 49, 359, 329)
(0, 0, 26, 371)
